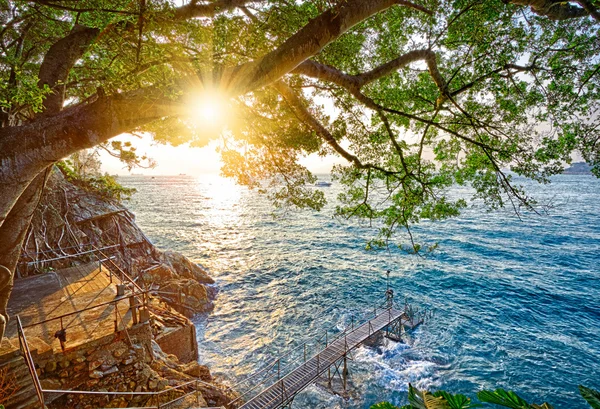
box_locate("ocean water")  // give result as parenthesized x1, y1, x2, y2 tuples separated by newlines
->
(120, 174, 600, 408)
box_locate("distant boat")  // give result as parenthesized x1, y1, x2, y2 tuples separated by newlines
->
(314, 181, 332, 187)
(179, 173, 187, 176)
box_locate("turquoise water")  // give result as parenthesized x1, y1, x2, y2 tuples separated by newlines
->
(121, 174, 600, 408)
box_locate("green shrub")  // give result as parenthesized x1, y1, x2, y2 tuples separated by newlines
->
(371, 384, 600, 409)
(56, 160, 136, 202)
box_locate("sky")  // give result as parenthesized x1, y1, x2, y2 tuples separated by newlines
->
(100, 89, 348, 176)
(99, 133, 346, 176)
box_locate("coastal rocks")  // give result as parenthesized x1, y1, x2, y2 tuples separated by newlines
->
(162, 251, 214, 284)
(12, 167, 229, 408)
(182, 361, 211, 380)
(17, 167, 217, 317)
(159, 279, 213, 312)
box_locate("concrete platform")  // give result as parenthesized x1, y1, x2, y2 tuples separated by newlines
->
(5, 262, 135, 355)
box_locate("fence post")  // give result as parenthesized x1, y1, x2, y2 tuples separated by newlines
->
(304, 344, 306, 362)
(129, 296, 138, 325)
(114, 305, 119, 332)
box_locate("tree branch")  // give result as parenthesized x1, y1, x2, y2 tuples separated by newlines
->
(173, 0, 259, 19)
(225, 0, 433, 94)
(507, 0, 595, 20)
(38, 24, 100, 115)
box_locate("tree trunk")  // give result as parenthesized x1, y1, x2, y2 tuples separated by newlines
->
(0, 170, 49, 340)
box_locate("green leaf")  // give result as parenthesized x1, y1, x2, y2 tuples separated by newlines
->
(579, 385, 600, 409)
(409, 384, 450, 409)
(477, 389, 532, 409)
(370, 403, 400, 409)
(434, 390, 481, 408)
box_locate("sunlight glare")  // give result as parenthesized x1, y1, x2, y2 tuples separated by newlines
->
(189, 90, 227, 128)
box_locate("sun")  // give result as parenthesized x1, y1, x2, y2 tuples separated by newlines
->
(198, 102, 219, 122)
(189, 90, 227, 128)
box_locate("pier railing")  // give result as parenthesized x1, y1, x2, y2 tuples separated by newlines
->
(226, 298, 400, 407)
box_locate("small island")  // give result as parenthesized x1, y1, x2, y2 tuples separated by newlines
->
(563, 162, 593, 175)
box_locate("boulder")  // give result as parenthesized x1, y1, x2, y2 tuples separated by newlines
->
(162, 251, 214, 284)
(182, 361, 211, 381)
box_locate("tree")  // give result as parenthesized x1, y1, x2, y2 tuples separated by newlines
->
(1, 0, 599, 339)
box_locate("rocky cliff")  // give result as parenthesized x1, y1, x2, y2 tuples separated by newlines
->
(3, 168, 231, 409)
(17, 168, 216, 315)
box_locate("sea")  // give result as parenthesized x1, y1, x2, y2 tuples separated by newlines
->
(119, 174, 600, 408)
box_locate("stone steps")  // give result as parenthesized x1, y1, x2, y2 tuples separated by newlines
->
(1, 354, 37, 409)
(1, 335, 56, 409)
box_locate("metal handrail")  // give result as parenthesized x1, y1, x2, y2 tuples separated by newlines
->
(91, 246, 144, 294)
(16, 316, 46, 408)
(18, 244, 121, 265)
(229, 304, 401, 407)
(228, 299, 385, 391)
(22, 290, 149, 329)
(240, 307, 405, 409)
(43, 378, 229, 409)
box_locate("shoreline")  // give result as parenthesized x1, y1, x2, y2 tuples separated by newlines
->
(2, 168, 230, 409)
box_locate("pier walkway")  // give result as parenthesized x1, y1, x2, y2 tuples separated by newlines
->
(233, 306, 420, 409)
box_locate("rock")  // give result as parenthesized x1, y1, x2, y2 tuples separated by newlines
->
(122, 357, 135, 366)
(40, 378, 62, 389)
(112, 346, 128, 359)
(157, 379, 168, 391)
(45, 361, 57, 373)
(129, 381, 137, 390)
(58, 369, 70, 378)
(89, 370, 104, 379)
(148, 379, 158, 390)
(185, 295, 200, 308)
(73, 363, 87, 372)
(59, 360, 71, 368)
(102, 366, 118, 376)
(187, 282, 208, 301)
(89, 360, 102, 371)
(86, 379, 100, 387)
(162, 251, 214, 284)
(182, 362, 211, 380)
(146, 264, 175, 281)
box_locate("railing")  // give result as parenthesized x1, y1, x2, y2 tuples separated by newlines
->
(91, 246, 144, 293)
(21, 290, 148, 331)
(43, 378, 229, 409)
(227, 298, 403, 407)
(16, 316, 46, 408)
(18, 244, 121, 266)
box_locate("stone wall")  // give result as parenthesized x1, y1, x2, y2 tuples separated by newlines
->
(35, 323, 154, 407)
(156, 323, 198, 364)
